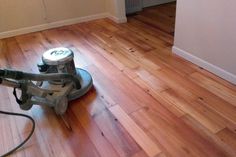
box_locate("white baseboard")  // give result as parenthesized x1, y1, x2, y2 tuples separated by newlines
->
(172, 46, 236, 85)
(0, 13, 127, 39)
(108, 14, 127, 23)
(143, 0, 176, 8)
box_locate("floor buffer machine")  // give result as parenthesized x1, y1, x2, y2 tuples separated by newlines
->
(0, 47, 93, 156)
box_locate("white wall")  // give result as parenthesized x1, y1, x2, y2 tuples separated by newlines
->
(0, 0, 46, 32)
(106, 0, 117, 16)
(0, 0, 127, 38)
(0, 0, 107, 33)
(173, 0, 236, 84)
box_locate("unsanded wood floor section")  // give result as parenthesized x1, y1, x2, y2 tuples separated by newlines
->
(0, 3, 236, 157)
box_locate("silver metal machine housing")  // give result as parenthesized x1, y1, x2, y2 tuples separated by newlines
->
(0, 47, 93, 115)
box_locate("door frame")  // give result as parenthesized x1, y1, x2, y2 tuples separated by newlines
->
(112, 0, 127, 23)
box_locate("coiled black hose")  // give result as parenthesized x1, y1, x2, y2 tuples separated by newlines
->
(0, 110, 35, 157)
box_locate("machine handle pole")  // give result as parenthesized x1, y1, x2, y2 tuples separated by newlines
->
(0, 69, 81, 89)
(0, 78, 21, 88)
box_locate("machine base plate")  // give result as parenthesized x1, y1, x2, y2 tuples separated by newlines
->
(68, 68, 93, 101)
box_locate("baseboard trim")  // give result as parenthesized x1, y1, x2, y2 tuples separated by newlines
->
(0, 13, 127, 39)
(108, 14, 127, 23)
(172, 46, 236, 85)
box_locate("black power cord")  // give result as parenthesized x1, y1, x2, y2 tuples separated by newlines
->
(0, 110, 35, 157)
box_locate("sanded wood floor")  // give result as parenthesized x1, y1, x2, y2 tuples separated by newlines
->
(0, 3, 236, 157)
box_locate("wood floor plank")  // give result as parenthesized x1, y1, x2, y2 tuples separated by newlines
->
(217, 128, 236, 151)
(86, 65, 143, 113)
(160, 89, 226, 133)
(0, 2, 236, 157)
(196, 68, 236, 92)
(134, 14, 174, 34)
(4, 38, 29, 70)
(189, 72, 236, 106)
(71, 100, 120, 157)
(66, 108, 102, 157)
(136, 69, 169, 92)
(196, 97, 236, 124)
(182, 115, 236, 157)
(127, 18, 173, 44)
(154, 68, 236, 123)
(81, 89, 143, 157)
(109, 105, 162, 157)
(132, 76, 186, 118)
(153, 68, 198, 101)
(191, 99, 236, 132)
(131, 108, 231, 157)
(146, 51, 198, 77)
(131, 150, 149, 157)
(0, 40, 10, 67)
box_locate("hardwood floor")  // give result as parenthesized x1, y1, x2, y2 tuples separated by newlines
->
(0, 3, 236, 157)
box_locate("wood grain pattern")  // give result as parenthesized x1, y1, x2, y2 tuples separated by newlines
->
(160, 89, 226, 133)
(0, 2, 236, 157)
(217, 128, 236, 151)
(189, 72, 236, 106)
(109, 105, 162, 157)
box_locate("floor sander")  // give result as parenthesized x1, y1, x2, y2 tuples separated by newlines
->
(0, 47, 93, 156)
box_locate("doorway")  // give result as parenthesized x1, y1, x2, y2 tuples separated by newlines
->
(125, 0, 176, 36)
